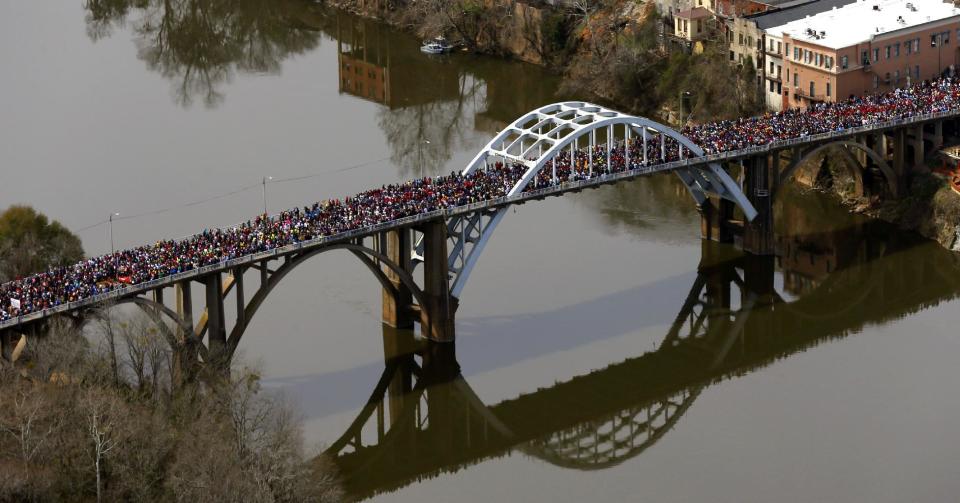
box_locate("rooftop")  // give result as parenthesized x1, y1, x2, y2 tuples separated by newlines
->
(677, 7, 714, 20)
(750, 0, 858, 31)
(768, 0, 960, 49)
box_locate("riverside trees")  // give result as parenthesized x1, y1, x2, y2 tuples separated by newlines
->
(0, 316, 344, 502)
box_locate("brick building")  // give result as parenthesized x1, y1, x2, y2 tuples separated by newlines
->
(774, 0, 960, 110)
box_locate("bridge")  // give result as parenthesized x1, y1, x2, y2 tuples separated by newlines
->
(323, 234, 960, 500)
(2, 99, 958, 382)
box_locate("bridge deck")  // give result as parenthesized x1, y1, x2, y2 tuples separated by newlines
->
(1, 108, 956, 331)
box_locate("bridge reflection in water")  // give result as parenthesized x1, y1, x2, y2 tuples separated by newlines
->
(322, 214, 960, 501)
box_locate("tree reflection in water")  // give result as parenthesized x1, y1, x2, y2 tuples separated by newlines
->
(83, 0, 322, 107)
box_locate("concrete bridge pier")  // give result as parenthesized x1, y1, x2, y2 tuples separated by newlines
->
(911, 125, 925, 168)
(419, 219, 456, 343)
(172, 281, 199, 388)
(742, 154, 775, 256)
(928, 120, 944, 153)
(204, 273, 229, 373)
(380, 229, 415, 330)
(891, 128, 909, 195)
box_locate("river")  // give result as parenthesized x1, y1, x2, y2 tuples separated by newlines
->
(2, 2, 960, 502)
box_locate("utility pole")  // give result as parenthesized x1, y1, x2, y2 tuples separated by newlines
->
(262, 176, 273, 216)
(108, 212, 120, 254)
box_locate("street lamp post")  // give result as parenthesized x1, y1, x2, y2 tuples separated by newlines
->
(418, 139, 431, 179)
(108, 212, 120, 254)
(262, 176, 273, 216)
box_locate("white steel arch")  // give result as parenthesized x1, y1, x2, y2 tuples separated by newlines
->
(420, 102, 757, 298)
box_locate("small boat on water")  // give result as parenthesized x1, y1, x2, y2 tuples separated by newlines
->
(420, 36, 454, 55)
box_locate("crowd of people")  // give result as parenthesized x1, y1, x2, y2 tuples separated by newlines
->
(4, 78, 960, 323)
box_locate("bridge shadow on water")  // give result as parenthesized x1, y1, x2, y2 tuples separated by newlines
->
(297, 213, 960, 501)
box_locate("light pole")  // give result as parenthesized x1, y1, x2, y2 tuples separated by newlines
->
(108, 212, 120, 254)
(418, 139, 431, 179)
(262, 176, 273, 216)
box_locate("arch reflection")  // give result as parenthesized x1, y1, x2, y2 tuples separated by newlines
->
(323, 220, 960, 500)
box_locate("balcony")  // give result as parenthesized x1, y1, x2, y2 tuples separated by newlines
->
(793, 86, 828, 102)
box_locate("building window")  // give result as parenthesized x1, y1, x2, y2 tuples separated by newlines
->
(777, 41, 782, 53)
(730, 50, 735, 61)
(914, 38, 921, 52)
(826, 82, 831, 97)
(906, 42, 912, 55)
(794, 47, 800, 60)
(809, 81, 815, 97)
(894, 70, 900, 86)
(794, 73, 798, 86)
(894, 43, 900, 57)
(770, 61, 775, 74)
(841, 55, 849, 69)
(697, 19, 702, 33)
(916, 65, 921, 80)
(943, 31, 950, 44)
(770, 80, 775, 92)
(885, 46, 891, 59)
(873, 48, 880, 62)
(816, 54, 822, 66)
(873, 75, 879, 89)
(777, 65, 782, 77)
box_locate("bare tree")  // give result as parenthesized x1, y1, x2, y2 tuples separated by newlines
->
(82, 389, 122, 503)
(0, 385, 60, 473)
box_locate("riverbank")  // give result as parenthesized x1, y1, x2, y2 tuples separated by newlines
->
(847, 172, 960, 252)
(324, 0, 762, 119)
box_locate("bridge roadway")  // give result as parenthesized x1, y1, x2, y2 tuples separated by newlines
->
(327, 239, 960, 500)
(1, 105, 957, 343)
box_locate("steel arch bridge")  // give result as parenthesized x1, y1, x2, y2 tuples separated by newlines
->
(4, 101, 953, 367)
(413, 102, 758, 298)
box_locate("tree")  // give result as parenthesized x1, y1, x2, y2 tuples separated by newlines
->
(0, 205, 84, 281)
(82, 389, 123, 503)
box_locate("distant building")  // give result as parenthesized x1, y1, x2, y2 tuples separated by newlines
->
(724, 0, 854, 98)
(653, 0, 718, 19)
(674, 7, 715, 43)
(753, 0, 858, 110)
(774, 0, 960, 110)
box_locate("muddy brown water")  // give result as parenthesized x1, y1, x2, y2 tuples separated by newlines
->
(2, 3, 960, 501)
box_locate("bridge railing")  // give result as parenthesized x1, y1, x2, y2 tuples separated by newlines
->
(3, 108, 958, 330)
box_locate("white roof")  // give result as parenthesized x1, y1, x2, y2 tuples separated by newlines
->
(767, 0, 960, 49)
